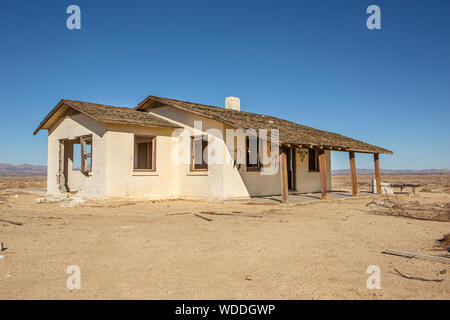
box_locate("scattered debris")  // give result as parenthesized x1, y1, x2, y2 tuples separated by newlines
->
(382, 249, 450, 264)
(166, 212, 192, 216)
(439, 269, 446, 275)
(0, 255, 5, 261)
(0, 242, 3, 251)
(200, 211, 263, 218)
(120, 226, 135, 229)
(245, 275, 252, 281)
(392, 268, 444, 282)
(36, 197, 65, 203)
(437, 234, 450, 252)
(194, 214, 212, 221)
(0, 218, 23, 226)
(167, 211, 263, 219)
(60, 199, 86, 207)
(86, 202, 136, 208)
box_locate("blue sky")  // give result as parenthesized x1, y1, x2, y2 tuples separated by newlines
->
(0, 0, 449, 170)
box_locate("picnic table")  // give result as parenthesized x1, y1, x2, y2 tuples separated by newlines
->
(388, 184, 420, 195)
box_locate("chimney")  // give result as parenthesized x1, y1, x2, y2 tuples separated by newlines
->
(225, 96, 240, 111)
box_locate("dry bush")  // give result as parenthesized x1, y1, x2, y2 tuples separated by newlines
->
(366, 194, 450, 222)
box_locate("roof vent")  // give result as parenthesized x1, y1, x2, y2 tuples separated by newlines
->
(225, 96, 240, 111)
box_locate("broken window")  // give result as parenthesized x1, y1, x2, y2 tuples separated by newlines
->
(246, 135, 260, 171)
(191, 135, 208, 171)
(134, 136, 156, 171)
(80, 136, 92, 173)
(72, 135, 93, 174)
(308, 148, 319, 172)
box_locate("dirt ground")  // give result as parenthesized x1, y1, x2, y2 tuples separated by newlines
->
(0, 175, 449, 299)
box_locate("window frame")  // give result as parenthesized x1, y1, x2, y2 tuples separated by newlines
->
(245, 135, 261, 172)
(134, 135, 157, 172)
(308, 148, 319, 172)
(80, 135, 93, 174)
(190, 135, 208, 172)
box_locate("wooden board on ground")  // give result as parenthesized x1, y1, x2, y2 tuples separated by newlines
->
(382, 249, 450, 264)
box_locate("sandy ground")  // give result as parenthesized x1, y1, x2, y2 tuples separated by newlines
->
(0, 176, 449, 299)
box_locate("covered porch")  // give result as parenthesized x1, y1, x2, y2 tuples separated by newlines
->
(278, 144, 389, 204)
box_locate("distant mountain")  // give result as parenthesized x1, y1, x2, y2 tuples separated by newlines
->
(1, 163, 448, 177)
(0, 163, 47, 177)
(332, 168, 450, 175)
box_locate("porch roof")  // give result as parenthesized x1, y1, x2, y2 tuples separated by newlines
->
(135, 95, 393, 154)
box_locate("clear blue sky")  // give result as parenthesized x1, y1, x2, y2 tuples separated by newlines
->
(1, 0, 449, 170)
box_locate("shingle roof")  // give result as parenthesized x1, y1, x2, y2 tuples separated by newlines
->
(135, 95, 393, 154)
(33, 99, 181, 135)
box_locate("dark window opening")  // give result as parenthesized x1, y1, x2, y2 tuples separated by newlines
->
(246, 135, 260, 171)
(134, 136, 156, 171)
(308, 148, 319, 172)
(191, 136, 208, 171)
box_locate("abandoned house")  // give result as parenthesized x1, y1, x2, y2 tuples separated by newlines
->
(33, 95, 392, 202)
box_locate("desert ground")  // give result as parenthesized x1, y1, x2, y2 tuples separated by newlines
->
(0, 175, 449, 299)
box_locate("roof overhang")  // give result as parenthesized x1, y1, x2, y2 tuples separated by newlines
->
(34, 99, 181, 135)
(135, 95, 393, 155)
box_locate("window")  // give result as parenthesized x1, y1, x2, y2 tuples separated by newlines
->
(246, 135, 260, 171)
(308, 148, 319, 172)
(134, 136, 156, 171)
(72, 143, 81, 170)
(191, 135, 208, 171)
(72, 135, 92, 174)
(80, 136, 92, 173)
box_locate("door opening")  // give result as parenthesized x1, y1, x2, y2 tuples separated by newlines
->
(287, 148, 296, 191)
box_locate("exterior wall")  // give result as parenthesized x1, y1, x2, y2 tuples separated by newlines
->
(47, 113, 107, 199)
(103, 124, 179, 199)
(149, 106, 250, 200)
(295, 148, 332, 193)
(45, 107, 333, 200)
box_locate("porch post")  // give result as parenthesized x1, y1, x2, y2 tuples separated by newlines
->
(349, 151, 358, 196)
(280, 148, 289, 204)
(318, 149, 328, 199)
(374, 153, 382, 194)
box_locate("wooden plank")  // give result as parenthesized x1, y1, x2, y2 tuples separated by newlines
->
(0, 218, 23, 226)
(194, 214, 212, 222)
(374, 153, 382, 194)
(280, 149, 289, 204)
(349, 151, 358, 196)
(318, 149, 328, 199)
(382, 249, 450, 264)
(80, 136, 87, 173)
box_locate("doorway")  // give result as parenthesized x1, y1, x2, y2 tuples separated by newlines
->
(287, 148, 296, 191)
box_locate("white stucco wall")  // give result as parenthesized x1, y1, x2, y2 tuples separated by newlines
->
(47, 113, 107, 199)
(295, 148, 332, 193)
(45, 106, 333, 200)
(149, 106, 250, 200)
(103, 124, 179, 199)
